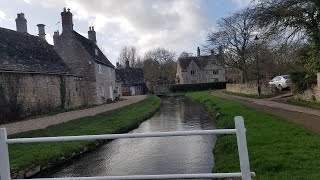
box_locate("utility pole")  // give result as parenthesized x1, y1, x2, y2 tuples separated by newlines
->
(254, 36, 261, 96)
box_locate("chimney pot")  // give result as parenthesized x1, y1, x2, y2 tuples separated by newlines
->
(197, 47, 200, 57)
(15, 13, 28, 33)
(37, 24, 46, 40)
(53, 30, 60, 46)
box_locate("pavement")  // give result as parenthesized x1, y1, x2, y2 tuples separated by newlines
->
(0, 95, 147, 135)
(213, 91, 320, 133)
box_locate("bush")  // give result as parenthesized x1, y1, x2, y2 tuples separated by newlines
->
(169, 82, 227, 92)
(290, 71, 317, 93)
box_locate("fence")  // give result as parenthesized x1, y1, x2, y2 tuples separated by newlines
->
(0, 116, 255, 180)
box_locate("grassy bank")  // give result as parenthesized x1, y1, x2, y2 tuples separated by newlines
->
(288, 97, 320, 110)
(186, 91, 320, 179)
(8, 95, 161, 173)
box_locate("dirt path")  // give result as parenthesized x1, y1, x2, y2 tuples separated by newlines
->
(213, 91, 320, 133)
(1, 95, 147, 135)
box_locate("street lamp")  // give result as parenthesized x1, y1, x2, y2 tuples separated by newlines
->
(254, 35, 261, 96)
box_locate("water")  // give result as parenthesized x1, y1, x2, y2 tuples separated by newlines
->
(39, 96, 216, 178)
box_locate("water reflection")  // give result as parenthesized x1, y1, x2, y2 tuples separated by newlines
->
(39, 96, 216, 178)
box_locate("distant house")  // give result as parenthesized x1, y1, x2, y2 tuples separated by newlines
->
(0, 13, 77, 119)
(53, 8, 116, 104)
(115, 61, 145, 96)
(176, 47, 225, 84)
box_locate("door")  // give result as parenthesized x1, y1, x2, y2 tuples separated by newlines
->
(109, 86, 114, 101)
(130, 86, 136, 95)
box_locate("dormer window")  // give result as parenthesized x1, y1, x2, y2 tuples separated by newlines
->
(213, 70, 219, 75)
(95, 48, 99, 56)
(191, 70, 196, 75)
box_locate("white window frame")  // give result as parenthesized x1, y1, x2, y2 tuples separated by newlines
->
(213, 70, 219, 75)
(98, 64, 103, 74)
(99, 85, 105, 97)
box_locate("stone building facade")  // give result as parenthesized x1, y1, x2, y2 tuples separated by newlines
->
(176, 47, 226, 84)
(0, 10, 116, 122)
(53, 8, 116, 104)
(0, 22, 78, 122)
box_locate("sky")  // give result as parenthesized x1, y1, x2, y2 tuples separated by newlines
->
(0, 0, 252, 65)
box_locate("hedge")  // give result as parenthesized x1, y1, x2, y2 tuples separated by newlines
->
(169, 82, 227, 92)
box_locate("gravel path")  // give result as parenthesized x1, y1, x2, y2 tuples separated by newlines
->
(213, 91, 320, 133)
(1, 95, 147, 135)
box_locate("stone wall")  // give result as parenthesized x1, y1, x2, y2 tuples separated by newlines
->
(226, 83, 273, 95)
(295, 73, 320, 102)
(0, 72, 94, 123)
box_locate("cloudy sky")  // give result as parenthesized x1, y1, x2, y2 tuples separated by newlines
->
(0, 0, 251, 65)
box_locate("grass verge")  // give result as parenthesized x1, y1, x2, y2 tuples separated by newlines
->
(8, 95, 161, 173)
(224, 91, 275, 99)
(186, 91, 320, 179)
(288, 97, 320, 110)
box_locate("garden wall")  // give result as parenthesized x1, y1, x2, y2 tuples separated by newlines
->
(226, 83, 273, 95)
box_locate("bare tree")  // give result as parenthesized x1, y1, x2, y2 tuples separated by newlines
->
(118, 46, 139, 67)
(207, 8, 257, 83)
(143, 48, 176, 84)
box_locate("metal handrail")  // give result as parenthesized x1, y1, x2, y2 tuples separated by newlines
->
(0, 116, 255, 180)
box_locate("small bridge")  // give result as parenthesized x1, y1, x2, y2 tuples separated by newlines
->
(0, 116, 255, 180)
(154, 85, 171, 95)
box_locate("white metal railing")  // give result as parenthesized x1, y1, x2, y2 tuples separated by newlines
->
(0, 116, 255, 180)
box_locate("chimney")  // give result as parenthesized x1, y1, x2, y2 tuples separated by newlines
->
(37, 24, 46, 40)
(53, 31, 60, 46)
(61, 7, 73, 32)
(88, 26, 97, 44)
(218, 46, 223, 55)
(197, 47, 200, 57)
(210, 49, 215, 55)
(125, 60, 130, 68)
(15, 13, 28, 33)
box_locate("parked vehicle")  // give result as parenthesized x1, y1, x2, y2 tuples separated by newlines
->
(268, 75, 290, 91)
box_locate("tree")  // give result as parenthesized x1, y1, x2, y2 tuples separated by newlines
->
(254, 0, 320, 72)
(143, 48, 176, 84)
(118, 46, 139, 67)
(207, 8, 257, 83)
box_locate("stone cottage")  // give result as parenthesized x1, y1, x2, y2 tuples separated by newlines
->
(115, 61, 145, 96)
(0, 13, 78, 121)
(53, 8, 116, 104)
(176, 47, 226, 84)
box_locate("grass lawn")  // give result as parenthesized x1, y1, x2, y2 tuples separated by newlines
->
(8, 95, 161, 173)
(288, 97, 320, 111)
(224, 91, 276, 99)
(186, 91, 320, 180)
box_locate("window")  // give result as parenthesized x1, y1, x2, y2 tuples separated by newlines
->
(98, 64, 102, 74)
(99, 85, 105, 97)
(213, 70, 219, 75)
(95, 48, 99, 56)
(136, 86, 143, 91)
(191, 70, 196, 75)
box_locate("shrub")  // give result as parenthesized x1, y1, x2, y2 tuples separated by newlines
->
(169, 82, 227, 92)
(290, 71, 317, 93)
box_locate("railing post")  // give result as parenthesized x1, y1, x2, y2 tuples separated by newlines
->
(234, 116, 251, 180)
(0, 128, 11, 180)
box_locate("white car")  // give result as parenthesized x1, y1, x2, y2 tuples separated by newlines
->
(268, 75, 290, 91)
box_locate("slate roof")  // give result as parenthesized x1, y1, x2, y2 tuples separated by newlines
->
(0, 27, 73, 75)
(115, 67, 144, 85)
(177, 55, 220, 71)
(72, 31, 114, 68)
